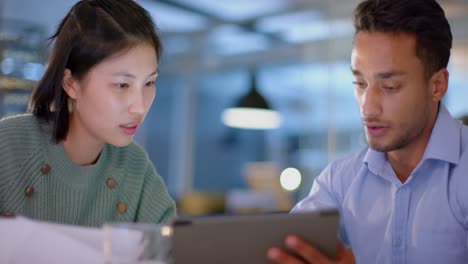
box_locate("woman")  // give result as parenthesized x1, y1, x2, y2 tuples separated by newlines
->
(0, 0, 176, 226)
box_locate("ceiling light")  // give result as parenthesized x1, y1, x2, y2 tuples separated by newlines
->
(222, 72, 281, 130)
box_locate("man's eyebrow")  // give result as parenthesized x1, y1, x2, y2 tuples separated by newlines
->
(376, 71, 405, 79)
(350, 67, 362, 76)
(350, 67, 406, 79)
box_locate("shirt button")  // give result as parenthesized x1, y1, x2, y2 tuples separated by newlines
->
(117, 202, 127, 213)
(394, 238, 401, 247)
(2, 212, 15, 218)
(41, 164, 51, 174)
(25, 186, 34, 197)
(106, 178, 117, 189)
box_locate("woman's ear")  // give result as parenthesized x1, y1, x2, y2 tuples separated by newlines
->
(62, 69, 79, 99)
(429, 68, 448, 103)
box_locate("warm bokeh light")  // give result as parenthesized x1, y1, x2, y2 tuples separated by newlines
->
(221, 107, 282, 129)
(280, 167, 302, 191)
(161, 225, 172, 237)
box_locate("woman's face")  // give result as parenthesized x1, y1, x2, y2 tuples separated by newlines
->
(65, 43, 158, 147)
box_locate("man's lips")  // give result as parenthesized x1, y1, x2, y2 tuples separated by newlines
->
(364, 123, 389, 137)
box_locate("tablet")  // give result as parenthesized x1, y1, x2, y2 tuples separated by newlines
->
(171, 209, 339, 264)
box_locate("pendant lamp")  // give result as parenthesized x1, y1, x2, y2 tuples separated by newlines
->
(222, 72, 281, 129)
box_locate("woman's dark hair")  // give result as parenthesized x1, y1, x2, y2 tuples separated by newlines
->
(29, 0, 162, 143)
(459, 115, 468, 126)
(353, 0, 452, 78)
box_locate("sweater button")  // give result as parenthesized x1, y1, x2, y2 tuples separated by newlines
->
(25, 186, 34, 197)
(2, 212, 15, 218)
(106, 178, 117, 189)
(117, 202, 127, 213)
(41, 164, 51, 174)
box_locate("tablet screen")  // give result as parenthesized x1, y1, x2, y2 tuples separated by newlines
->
(171, 209, 339, 264)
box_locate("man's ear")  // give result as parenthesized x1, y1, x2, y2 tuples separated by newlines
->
(429, 68, 448, 103)
(62, 69, 79, 99)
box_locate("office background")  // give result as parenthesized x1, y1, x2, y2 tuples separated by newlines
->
(1, 0, 468, 215)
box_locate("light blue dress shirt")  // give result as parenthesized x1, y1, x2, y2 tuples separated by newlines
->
(293, 105, 468, 264)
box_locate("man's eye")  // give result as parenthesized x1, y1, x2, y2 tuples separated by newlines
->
(352, 81, 366, 88)
(383, 85, 400, 91)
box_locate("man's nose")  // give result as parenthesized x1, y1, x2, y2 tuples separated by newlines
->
(360, 86, 382, 118)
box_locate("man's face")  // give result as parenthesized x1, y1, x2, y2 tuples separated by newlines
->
(351, 32, 439, 153)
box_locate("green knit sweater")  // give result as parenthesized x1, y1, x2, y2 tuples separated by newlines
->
(0, 114, 176, 227)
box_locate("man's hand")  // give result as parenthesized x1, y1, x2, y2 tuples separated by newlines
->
(266, 235, 354, 264)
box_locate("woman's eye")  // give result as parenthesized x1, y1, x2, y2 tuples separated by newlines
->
(116, 83, 129, 89)
(146, 80, 156, 87)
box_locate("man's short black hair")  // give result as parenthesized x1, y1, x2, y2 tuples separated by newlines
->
(354, 0, 452, 77)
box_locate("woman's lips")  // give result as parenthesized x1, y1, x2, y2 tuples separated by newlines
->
(120, 124, 138, 135)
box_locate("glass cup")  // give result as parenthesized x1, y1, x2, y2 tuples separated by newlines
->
(102, 222, 172, 264)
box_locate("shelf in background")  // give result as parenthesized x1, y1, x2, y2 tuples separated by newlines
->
(0, 75, 37, 90)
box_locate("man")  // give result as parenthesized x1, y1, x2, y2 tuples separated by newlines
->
(267, 0, 468, 263)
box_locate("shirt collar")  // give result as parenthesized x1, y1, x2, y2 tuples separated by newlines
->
(363, 104, 461, 174)
(363, 148, 386, 176)
(422, 104, 460, 164)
